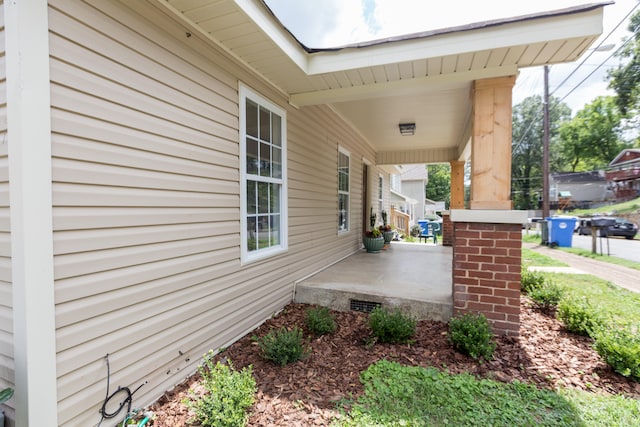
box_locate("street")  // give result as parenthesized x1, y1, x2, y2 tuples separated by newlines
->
(568, 233, 640, 263)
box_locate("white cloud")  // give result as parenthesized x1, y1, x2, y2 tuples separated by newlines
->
(267, 0, 592, 48)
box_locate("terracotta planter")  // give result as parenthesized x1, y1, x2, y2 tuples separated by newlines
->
(382, 230, 394, 244)
(363, 235, 385, 253)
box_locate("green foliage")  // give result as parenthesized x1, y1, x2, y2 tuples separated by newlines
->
(304, 306, 337, 336)
(0, 387, 14, 404)
(571, 196, 640, 216)
(186, 353, 256, 427)
(557, 96, 624, 171)
(557, 298, 604, 337)
(425, 164, 451, 209)
(448, 313, 496, 361)
(511, 95, 571, 210)
(546, 273, 640, 331)
(368, 307, 416, 344)
(594, 328, 640, 381)
(528, 281, 564, 312)
(520, 269, 546, 294)
(335, 360, 596, 427)
(254, 326, 308, 366)
(608, 10, 640, 115)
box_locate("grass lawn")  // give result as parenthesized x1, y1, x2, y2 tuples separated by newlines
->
(524, 247, 640, 327)
(571, 197, 640, 216)
(522, 247, 568, 268)
(561, 247, 640, 271)
(522, 231, 640, 271)
(335, 360, 640, 427)
(542, 272, 640, 328)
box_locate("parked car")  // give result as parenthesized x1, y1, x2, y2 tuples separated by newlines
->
(577, 217, 638, 239)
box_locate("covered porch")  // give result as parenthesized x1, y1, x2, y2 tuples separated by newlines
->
(294, 242, 453, 322)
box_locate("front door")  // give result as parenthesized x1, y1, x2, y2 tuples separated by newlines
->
(362, 164, 369, 234)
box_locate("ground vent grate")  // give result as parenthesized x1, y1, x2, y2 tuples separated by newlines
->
(350, 299, 381, 313)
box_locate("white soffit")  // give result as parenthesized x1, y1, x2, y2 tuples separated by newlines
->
(154, 0, 607, 159)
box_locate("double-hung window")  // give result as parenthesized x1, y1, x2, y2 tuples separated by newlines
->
(338, 148, 350, 232)
(240, 84, 287, 262)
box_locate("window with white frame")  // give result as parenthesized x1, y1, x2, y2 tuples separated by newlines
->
(240, 84, 287, 262)
(338, 148, 350, 232)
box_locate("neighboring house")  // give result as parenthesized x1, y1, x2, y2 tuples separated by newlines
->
(391, 164, 428, 225)
(606, 148, 640, 200)
(0, 1, 606, 425)
(549, 171, 612, 210)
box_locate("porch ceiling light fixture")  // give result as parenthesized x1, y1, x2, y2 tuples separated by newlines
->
(399, 123, 415, 136)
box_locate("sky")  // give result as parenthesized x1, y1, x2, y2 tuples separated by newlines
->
(264, 0, 640, 114)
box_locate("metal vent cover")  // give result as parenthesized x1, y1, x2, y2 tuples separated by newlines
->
(350, 299, 381, 313)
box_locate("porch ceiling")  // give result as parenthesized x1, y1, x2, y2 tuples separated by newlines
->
(150, 0, 608, 163)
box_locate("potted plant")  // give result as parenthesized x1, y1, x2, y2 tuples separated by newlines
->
(1, 387, 13, 426)
(379, 224, 394, 244)
(363, 227, 384, 253)
(0, 388, 12, 405)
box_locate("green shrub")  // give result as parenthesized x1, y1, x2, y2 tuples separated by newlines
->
(305, 306, 337, 336)
(520, 269, 546, 294)
(528, 282, 564, 312)
(594, 328, 640, 382)
(368, 307, 416, 344)
(557, 298, 604, 337)
(255, 326, 308, 366)
(448, 313, 496, 361)
(187, 352, 256, 427)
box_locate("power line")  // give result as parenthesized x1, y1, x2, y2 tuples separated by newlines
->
(550, 2, 640, 98)
(511, 3, 639, 163)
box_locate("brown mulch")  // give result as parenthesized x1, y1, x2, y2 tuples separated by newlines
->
(149, 299, 640, 426)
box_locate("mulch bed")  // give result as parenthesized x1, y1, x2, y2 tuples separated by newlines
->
(149, 298, 640, 426)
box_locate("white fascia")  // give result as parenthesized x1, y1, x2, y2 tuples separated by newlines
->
(235, 1, 603, 77)
(305, 8, 604, 75)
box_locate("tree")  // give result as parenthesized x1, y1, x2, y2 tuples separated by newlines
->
(511, 95, 571, 210)
(608, 11, 640, 116)
(425, 164, 451, 209)
(557, 96, 624, 172)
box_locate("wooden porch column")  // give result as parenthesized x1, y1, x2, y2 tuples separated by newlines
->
(449, 160, 465, 209)
(470, 76, 516, 210)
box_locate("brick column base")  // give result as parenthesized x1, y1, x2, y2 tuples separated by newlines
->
(441, 212, 452, 247)
(452, 222, 521, 336)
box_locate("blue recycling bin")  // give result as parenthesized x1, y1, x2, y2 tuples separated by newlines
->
(546, 217, 577, 247)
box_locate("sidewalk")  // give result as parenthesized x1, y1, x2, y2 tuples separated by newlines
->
(523, 242, 640, 294)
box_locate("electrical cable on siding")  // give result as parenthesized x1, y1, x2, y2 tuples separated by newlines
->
(96, 354, 148, 427)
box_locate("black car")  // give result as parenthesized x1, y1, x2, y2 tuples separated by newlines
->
(577, 217, 638, 239)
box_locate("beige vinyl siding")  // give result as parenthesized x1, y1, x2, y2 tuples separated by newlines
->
(50, 1, 377, 425)
(0, 0, 14, 419)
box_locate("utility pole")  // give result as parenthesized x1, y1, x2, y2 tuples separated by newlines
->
(542, 65, 550, 219)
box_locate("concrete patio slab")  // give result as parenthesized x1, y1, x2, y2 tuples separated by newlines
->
(294, 241, 453, 321)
